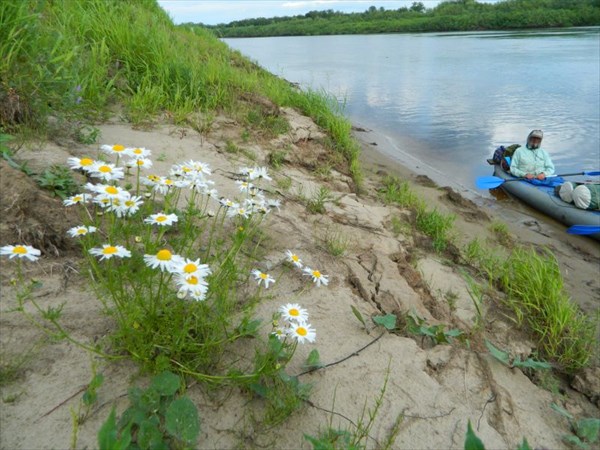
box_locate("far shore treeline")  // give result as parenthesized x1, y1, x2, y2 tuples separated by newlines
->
(195, 0, 600, 38)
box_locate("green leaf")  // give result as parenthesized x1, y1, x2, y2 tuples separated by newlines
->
(248, 382, 268, 398)
(372, 314, 397, 330)
(513, 358, 551, 371)
(137, 419, 164, 450)
(464, 420, 486, 450)
(517, 437, 532, 450)
(551, 402, 574, 420)
(562, 434, 588, 449)
(150, 372, 180, 397)
(304, 349, 325, 370)
(98, 408, 118, 450)
(484, 339, 510, 366)
(445, 328, 463, 338)
(350, 305, 367, 328)
(165, 397, 200, 445)
(83, 373, 104, 406)
(575, 418, 600, 443)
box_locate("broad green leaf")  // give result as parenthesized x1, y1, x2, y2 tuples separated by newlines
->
(575, 418, 600, 443)
(372, 314, 397, 330)
(562, 434, 587, 449)
(98, 408, 118, 450)
(150, 372, 180, 397)
(464, 420, 486, 450)
(138, 419, 164, 450)
(445, 329, 463, 338)
(165, 397, 200, 445)
(305, 349, 325, 370)
(249, 382, 267, 398)
(484, 339, 510, 366)
(83, 373, 105, 406)
(351, 305, 367, 327)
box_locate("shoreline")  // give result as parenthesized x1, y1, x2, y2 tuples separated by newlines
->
(351, 122, 600, 316)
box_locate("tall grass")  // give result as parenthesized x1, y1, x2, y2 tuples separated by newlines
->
(498, 247, 595, 372)
(0, 0, 361, 185)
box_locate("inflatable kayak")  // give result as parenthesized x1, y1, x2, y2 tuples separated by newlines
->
(491, 164, 600, 241)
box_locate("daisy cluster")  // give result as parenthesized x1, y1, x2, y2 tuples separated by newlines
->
(273, 303, 316, 344)
(62, 144, 284, 303)
(285, 250, 329, 287)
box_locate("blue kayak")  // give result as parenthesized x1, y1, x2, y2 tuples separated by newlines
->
(492, 164, 600, 241)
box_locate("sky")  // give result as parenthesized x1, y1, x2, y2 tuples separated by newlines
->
(157, 0, 497, 26)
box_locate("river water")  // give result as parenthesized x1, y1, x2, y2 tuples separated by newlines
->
(224, 28, 600, 194)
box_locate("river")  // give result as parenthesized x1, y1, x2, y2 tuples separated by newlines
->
(224, 28, 600, 195)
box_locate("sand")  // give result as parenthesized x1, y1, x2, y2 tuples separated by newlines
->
(1, 107, 598, 449)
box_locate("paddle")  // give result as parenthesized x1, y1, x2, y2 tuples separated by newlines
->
(566, 225, 600, 235)
(475, 171, 600, 190)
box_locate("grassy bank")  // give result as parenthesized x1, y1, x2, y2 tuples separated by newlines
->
(0, 0, 361, 185)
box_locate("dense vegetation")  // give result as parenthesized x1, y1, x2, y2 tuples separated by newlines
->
(201, 0, 600, 37)
(0, 0, 361, 183)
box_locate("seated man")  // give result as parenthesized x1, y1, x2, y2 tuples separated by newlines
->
(510, 130, 555, 180)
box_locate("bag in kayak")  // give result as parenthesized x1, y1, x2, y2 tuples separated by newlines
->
(492, 144, 521, 171)
(558, 182, 600, 210)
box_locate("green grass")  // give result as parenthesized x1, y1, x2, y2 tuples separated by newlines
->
(379, 176, 421, 208)
(0, 0, 362, 187)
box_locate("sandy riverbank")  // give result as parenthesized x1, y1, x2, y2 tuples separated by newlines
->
(1, 107, 598, 449)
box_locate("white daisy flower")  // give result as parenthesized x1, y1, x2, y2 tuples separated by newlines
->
(248, 166, 272, 181)
(94, 184, 127, 198)
(141, 174, 162, 187)
(153, 177, 175, 195)
(303, 267, 329, 287)
(251, 269, 275, 288)
(63, 193, 91, 206)
(115, 195, 143, 217)
(219, 198, 237, 209)
(67, 157, 95, 172)
(187, 160, 212, 177)
(238, 166, 254, 177)
(1, 244, 41, 262)
(227, 206, 250, 219)
(172, 258, 211, 278)
(288, 321, 316, 344)
(271, 327, 288, 341)
(144, 249, 182, 272)
(266, 198, 281, 211)
(89, 244, 131, 261)
(236, 180, 253, 192)
(279, 303, 309, 323)
(67, 225, 97, 238)
(285, 250, 303, 268)
(126, 147, 151, 159)
(89, 162, 125, 181)
(175, 274, 209, 301)
(125, 158, 153, 170)
(100, 144, 127, 157)
(144, 212, 178, 226)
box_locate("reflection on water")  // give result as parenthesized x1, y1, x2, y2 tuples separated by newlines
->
(224, 28, 600, 193)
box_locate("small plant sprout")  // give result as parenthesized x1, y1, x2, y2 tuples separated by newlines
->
(279, 303, 309, 322)
(252, 269, 276, 288)
(303, 267, 329, 287)
(67, 225, 97, 238)
(285, 250, 303, 268)
(144, 212, 178, 226)
(0, 245, 41, 262)
(89, 245, 131, 261)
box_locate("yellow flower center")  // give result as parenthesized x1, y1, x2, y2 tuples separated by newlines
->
(182, 167, 191, 173)
(149, 175, 159, 182)
(80, 158, 94, 166)
(105, 186, 118, 195)
(289, 308, 299, 317)
(112, 145, 125, 152)
(103, 246, 117, 255)
(184, 263, 197, 274)
(187, 276, 199, 285)
(125, 200, 135, 207)
(98, 165, 112, 173)
(13, 246, 27, 254)
(291, 255, 299, 262)
(313, 270, 321, 278)
(156, 216, 167, 222)
(296, 327, 307, 337)
(136, 160, 145, 166)
(164, 179, 173, 185)
(73, 196, 83, 202)
(133, 148, 142, 155)
(77, 228, 86, 235)
(259, 273, 267, 280)
(157, 249, 172, 261)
